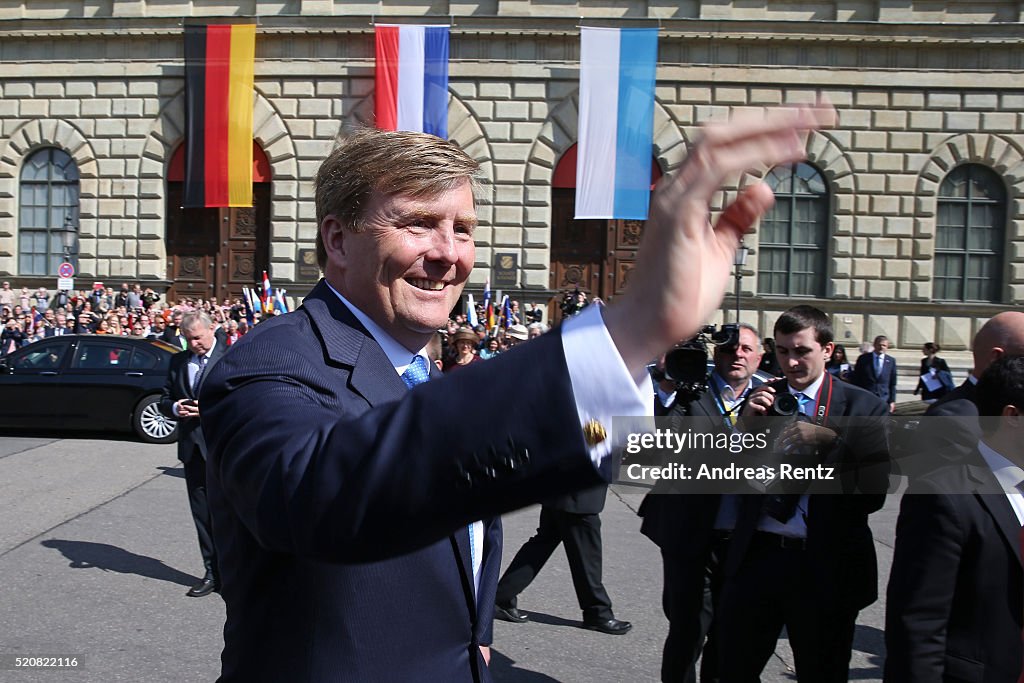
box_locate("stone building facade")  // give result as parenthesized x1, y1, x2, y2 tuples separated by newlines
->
(0, 0, 1021, 348)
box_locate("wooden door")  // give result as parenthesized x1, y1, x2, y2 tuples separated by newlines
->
(548, 190, 645, 320)
(607, 219, 644, 297)
(549, 188, 604, 296)
(165, 183, 270, 302)
(213, 184, 270, 301)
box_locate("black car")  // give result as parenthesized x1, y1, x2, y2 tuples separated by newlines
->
(0, 335, 180, 443)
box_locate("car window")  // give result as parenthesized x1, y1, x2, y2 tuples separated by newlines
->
(11, 344, 67, 371)
(72, 342, 135, 370)
(129, 347, 160, 370)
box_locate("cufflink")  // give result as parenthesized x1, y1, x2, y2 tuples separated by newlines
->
(583, 419, 607, 446)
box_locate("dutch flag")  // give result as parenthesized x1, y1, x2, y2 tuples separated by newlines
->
(575, 27, 659, 220)
(375, 25, 450, 138)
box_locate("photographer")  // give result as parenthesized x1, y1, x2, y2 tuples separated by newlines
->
(639, 323, 763, 682)
(716, 305, 889, 683)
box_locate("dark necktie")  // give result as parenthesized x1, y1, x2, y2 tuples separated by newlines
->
(192, 355, 208, 393)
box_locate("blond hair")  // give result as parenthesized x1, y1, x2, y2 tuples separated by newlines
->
(314, 128, 483, 269)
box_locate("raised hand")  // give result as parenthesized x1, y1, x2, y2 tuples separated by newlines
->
(604, 101, 836, 374)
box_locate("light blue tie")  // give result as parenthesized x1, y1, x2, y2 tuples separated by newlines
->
(796, 393, 812, 417)
(400, 355, 478, 582)
(400, 355, 431, 389)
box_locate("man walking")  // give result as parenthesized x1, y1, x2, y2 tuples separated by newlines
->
(853, 335, 897, 412)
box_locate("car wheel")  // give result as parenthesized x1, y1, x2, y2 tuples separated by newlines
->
(133, 394, 178, 444)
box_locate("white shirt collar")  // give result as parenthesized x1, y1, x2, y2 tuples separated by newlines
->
(978, 440, 1024, 494)
(711, 371, 752, 404)
(324, 281, 428, 376)
(789, 372, 825, 401)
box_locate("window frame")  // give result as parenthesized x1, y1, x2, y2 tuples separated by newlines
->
(934, 163, 1007, 303)
(18, 146, 80, 277)
(757, 162, 831, 298)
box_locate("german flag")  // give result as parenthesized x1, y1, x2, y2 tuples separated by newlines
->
(184, 24, 256, 208)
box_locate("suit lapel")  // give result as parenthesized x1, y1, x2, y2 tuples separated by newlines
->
(303, 280, 478, 608)
(969, 460, 1024, 570)
(302, 281, 407, 407)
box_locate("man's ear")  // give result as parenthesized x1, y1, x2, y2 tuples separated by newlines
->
(1003, 404, 1021, 428)
(320, 215, 347, 266)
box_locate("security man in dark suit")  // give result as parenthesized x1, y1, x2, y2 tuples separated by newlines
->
(158, 310, 225, 597)
(915, 311, 1024, 472)
(718, 305, 890, 682)
(494, 480, 629, 635)
(885, 355, 1024, 682)
(853, 334, 897, 413)
(639, 324, 763, 682)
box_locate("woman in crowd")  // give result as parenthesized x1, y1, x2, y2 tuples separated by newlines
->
(479, 337, 501, 360)
(914, 341, 952, 402)
(443, 328, 483, 373)
(827, 344, 852, 381)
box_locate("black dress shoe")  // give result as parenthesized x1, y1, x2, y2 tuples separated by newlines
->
(583, 617, 632, 635)
(494, 604, 529, 623)
(186, 574, 218, 598)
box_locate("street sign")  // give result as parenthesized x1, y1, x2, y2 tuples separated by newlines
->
(57, 277, 74, 291)
(58, 262, 75, 278)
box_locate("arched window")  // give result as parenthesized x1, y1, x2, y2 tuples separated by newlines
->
(19, 147, 80, 276)
(935, 164, 1006, 302)
(757, 162, 829, 297)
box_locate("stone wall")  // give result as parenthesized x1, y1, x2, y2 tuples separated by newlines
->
(0, 3, 1019, 347)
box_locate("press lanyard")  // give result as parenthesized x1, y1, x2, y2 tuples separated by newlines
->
(709, 379, 747, 430)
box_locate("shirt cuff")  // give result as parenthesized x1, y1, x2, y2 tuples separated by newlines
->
(561, 303, 653, 466)
(172, 402, 181, 417)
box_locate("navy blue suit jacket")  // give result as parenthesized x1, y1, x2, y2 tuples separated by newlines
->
(200, 281, 603, 682)
(853, 351, 898, 404)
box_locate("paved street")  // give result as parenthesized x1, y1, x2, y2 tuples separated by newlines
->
(0, 435, 893, 682)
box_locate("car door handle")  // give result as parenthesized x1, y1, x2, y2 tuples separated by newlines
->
(124, 372, 144, 377)
(39, 371, 58, 376)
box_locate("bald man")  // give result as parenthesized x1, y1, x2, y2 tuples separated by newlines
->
(911, 311, 1024, 474)
(929, 311, 1024, 415)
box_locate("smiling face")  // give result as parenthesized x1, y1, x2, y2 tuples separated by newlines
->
(326, 181, 477, 351)
(775, 327, 834, 391)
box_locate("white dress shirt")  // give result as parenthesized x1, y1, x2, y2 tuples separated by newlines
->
(757, 372, 827, 539)
(978, 440, 1024, 526)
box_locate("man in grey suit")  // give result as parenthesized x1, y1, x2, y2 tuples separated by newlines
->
(159, 310, 225, 597)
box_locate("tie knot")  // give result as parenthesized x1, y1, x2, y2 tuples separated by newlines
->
(401, 355, 431, 388)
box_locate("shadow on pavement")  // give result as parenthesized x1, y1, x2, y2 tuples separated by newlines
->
(850, 624, 885, 680)
(490, 649, 561, 682)
(511, 610, 582, 629)
(158, 465, 185, 479)
(40, 539, 197, 588)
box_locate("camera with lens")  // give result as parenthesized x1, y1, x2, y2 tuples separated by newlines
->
(661, 323, 740, 405)
(769, 392, 800, 417)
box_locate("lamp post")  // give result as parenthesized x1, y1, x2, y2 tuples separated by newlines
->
(733, 241, 748, 323)
(62, 215, 77, 262)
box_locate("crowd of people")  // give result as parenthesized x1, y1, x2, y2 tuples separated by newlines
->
(0, 280, 275, 355)
(0, 278, 566, 365)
